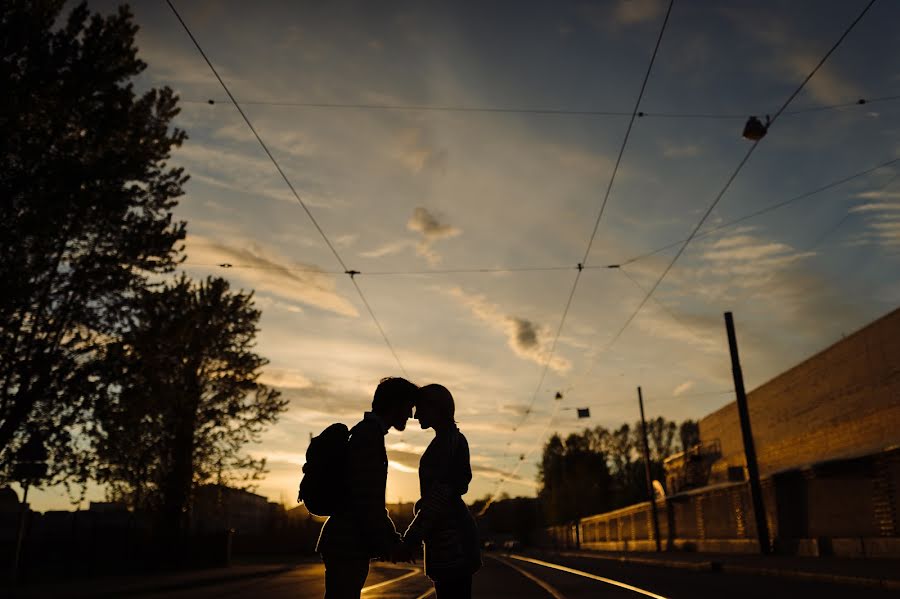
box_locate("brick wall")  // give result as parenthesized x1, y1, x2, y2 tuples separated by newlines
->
(700, 307, 900, 480)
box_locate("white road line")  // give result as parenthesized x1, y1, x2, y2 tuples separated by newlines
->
(509, 554, 671, 599)
(361, 568, 421, 593)
(491, 556, 566, 599)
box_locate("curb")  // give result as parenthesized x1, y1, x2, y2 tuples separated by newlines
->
(7, 564, 300, 599)
(98, 564, 300, 598)
(546, 550, 900, 591)
(719, 564, 900, 592)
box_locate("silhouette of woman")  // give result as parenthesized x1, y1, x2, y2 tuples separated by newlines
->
(404, 384, 482, 598)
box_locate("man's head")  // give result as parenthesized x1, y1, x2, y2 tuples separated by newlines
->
(372, 376, 418, 432)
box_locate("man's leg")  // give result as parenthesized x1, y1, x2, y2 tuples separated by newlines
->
(323, 555, 370, 599)
(433, 575, 472, 599)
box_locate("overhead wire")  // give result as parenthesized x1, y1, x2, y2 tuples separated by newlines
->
(602, 0, 878, 351)
(165, 0, 884, 512)
(723, 168, 899, 321)
(482, 0, 879, 513)
(480, 0, 676, 515)
(619, 157, 900, 266)
(512, 0, 675, 435)
(181, 93, 900, 121)
(166, 0, 408, 377)
(181, 155, 899, 277)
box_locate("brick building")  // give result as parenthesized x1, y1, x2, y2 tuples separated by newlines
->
(547, 306, 900, 557)
(700, 306, 900, 482)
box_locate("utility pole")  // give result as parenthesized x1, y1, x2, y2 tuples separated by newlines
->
(724, 312, 770, 555)
(638, 387, 662, 552)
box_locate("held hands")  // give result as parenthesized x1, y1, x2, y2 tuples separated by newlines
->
(388, 537, 417, 564)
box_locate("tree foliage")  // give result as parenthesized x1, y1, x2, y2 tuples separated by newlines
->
(537, 417, 698, 525)
(0, 1, 186, 484)
(93, 276, 287, 532)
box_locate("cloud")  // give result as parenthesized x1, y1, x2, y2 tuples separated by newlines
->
(360, 207, 462, 265)
(612, 0, 667, 26)
(359, 239, 417, 259)
(184, 234, 359, 316)
(258, 368, 314, 390)
(174, 143, 335, 209)
(847, 183, 900, 248)
(673, 381, 694, 396)
(850, 203, 900, 213)
(408, 207, 460, 240)
(408, 207, 462, 264)
(854, 190, 900, 200)
(661, 141, 702, 159)
(386, 448, 423, 471)
(392, 128, 449, 174)
(620, 225, 862, 365)
(579, 0, 666, 31)
(446, 287, 571, 373)
(727, 16, 861, 106)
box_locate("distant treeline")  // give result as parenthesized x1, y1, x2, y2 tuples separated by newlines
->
(472, 418, 700, 536)
(537, 419, 699, 524)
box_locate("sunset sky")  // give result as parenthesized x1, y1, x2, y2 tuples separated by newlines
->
(28, 0, 900, 511)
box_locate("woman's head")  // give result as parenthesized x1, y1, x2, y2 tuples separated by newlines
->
(415, 383, 456, 430)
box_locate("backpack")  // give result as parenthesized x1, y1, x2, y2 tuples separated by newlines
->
(298, 422, 350, 517)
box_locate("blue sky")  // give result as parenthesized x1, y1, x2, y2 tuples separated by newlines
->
(26, 0, 900, 511)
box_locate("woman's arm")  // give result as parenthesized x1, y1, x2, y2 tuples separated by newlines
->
(404, 433, 463, 544)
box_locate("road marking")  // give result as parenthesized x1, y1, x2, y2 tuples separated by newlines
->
(361, 567, 420, 593)
(491, 556, 566, 599)
(413, 588, 436, 599)
(509, 554, 670, 599)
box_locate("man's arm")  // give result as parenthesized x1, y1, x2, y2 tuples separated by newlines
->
(346, 426, 400, 557)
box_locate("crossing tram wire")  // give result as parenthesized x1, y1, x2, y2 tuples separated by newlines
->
(508, 0, 675, 436)
(182, 153, 899, 279)
(483, 0, 676, 513)
(481, 0, 880, 512)
(166, 0, 409, 377)
(618, 157, 900, 267)
(604, 0, 879, 351)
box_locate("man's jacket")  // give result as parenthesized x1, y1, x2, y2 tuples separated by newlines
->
(316, 413, 400, 559)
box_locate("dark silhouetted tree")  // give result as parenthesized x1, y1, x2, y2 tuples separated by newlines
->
(94, 276, 287, 534)
(679, 419, 700, 451)
(537, 417, 695, 521)
(0, 1, 186, 485)
(538, 433, 611, 525)
(643, 417, 678, 462)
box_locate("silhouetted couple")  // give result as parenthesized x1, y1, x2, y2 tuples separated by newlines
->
(316, 377, 481, 599)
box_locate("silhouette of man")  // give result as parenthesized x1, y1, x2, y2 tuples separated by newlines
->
(317, 377, 418, 599)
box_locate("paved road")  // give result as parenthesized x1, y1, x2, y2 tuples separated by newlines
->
(142, 553, 899, 598)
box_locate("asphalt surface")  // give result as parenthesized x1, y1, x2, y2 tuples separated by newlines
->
(134, 552, 900, 599)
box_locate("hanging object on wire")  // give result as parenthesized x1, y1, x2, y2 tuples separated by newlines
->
(742, 115, 770, 141)
(576, 408, 591, 419)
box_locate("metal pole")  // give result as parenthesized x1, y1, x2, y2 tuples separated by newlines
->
(638, 387, 662, 552)
(724, 312, 770, 555)
(12, 483, 29, 583)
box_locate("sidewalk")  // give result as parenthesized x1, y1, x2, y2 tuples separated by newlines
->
(539, 548, 900, 591)
(4, 560, 308, 599)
